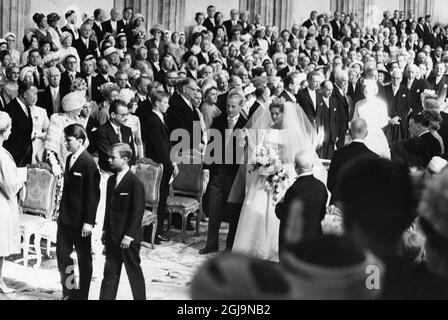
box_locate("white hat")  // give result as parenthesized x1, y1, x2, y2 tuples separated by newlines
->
(62, 91, 86, 112)
(428, 156, 448, 174)
(244, 83, 256, 96)
(103, 47, 119, 57)
(118, 88, 135, 105)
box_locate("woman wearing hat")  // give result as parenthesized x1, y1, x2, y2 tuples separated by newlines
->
(32, 13, 53, 47)
(145, 24, 165, 56)
(0, 50, 11, 88)
(4, 33, 20, 66)
(20, 33, 39, 67)
(132, 14, 146, 42)
(47, 13, 62, 50)
(166, 32, 187, 68)
(97, 82, 121, 125)
(57, 32, 81, 73)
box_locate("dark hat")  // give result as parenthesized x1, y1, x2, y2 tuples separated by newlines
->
(47, 13, 60, 22)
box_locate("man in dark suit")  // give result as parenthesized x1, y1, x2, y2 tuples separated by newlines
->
(81, 57, 101, 104)
(297, 71, 323, 129)
(143, 91, 178, 245)
(4, 82, 35, 166)
(302, 11, 318, 29)
(427, 62, 448, 101)
(145, 25, 165, 56)
(248, 86, 269, 120)
(332, 69, 354, 149)
(135, 76, 154, 133)
(330, 11, 343, 40)
(223, 9, 242, 40)
(277, 52, 299, 79)
(60, 55, 81, 99)
(37, 67, 62, 118)
(327, 119, 378, 204)
(318, 81, 339, 160)
(61, 10, 79, 40)
(102, 8, 120, 37)
(195, 39, 211, 66)
(26, 49, 46, 90)
(118, 7, 134, 41)
(390, 10, 402, 30)
(381, 69, 409, 143)
(404, 64, 431, 114)
(391, 110, 442, 169)
(73, 24, 99, 62)
(57, 124, 100, 300)
(93, 9, 107, 42)
(275, 152, 328, 255)
(166, 78, 204, 151)
(279, 73, 300, 103)
(203, 5, 216, 31)
(200, 89, 247, 254)
(80, 100, 100, 156)
(95, 100, 136, 173)
(99, 143, 146, 300)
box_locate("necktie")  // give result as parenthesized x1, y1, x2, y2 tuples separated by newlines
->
(25, 105, 31, 118)
(34, 68, 40, 86)
(87, 77, 92, 101)
(53, 89, 60, 113)
(228, 117, 236, 130)
(70, 72, 75, 82)
(117, 129, 122, 142)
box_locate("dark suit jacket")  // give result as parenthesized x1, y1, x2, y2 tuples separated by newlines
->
(276, 175, 328, 249)
(223, 20, 241, 39)
(4, 98, 32, 166)
(277, 66, 298, 79)
(330, 20, 343, 40)
(403, 78, 431, 114)
(73, 38, 99, 62)
(382, 84, 409, 119)
(102, 20, 120, 36)
(135, 97, 154, 140)
(86, 117, 100, 156)
(332, 86, 354, 147)
(302, 19, 315, 29)
(196, 52, 210, 66)
(144, 39, 165, 56)
(279, 90, 296, 103)
(427, 74, 448, 101)
(203, 17, 216, 31)
(297, 88, 323, 125)
(321, 96, 338, 144)
(327, 142, 378, 199)
(59, 150, 100, 230)
(61, 25, 79, 40)
(37, 86, 61, 118)
(95, 121, 136, 172)
(25, 64, 45, 90)
(60, 71, 81, 99)
(217, 92, 229, 115)
(83, 74, 104, 104)
(92, 22, 106, 42)
(144, 111, 174, 175)
(103, 171, 145, 245)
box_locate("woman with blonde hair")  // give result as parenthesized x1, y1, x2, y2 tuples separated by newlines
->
(1, 63, 20, 105)
(0, 111, 26, 293)
(19, 66, 35, 84)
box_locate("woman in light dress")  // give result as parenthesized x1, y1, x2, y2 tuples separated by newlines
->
(0, 112, 26, 294)
(30, 104, 50, 163)
(232, 100, 327, 262)
(353, 79, 391, 158)
(57, 32, 81, 73)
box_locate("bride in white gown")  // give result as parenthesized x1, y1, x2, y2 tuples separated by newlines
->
(231, 100, 327, 262)
(353, 79, 391, 159)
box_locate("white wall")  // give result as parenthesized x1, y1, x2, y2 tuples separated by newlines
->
(291, 0, 332, 25)
(183, 0, 240, 29)
(433, 0, 448, 24)
(28, 0, 114, 30)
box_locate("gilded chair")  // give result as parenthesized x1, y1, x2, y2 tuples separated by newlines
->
(133, 158, 163, 249)
(19, 162, 59, 269)
(166, 150, 210, 235)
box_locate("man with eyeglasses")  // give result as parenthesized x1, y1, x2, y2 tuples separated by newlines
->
(95, 99, 136, 174)
(60, 54, 81, 99)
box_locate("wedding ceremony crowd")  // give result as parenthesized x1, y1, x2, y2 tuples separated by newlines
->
(1, 3, 448, 300)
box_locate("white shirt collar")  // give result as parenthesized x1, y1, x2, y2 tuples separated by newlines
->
(70, 145, 85, 166)
(153, 109, 165, 123)
(116, 167, 130, 187)
(351, 138, 365, 144)
(110, 121, 121, 133)
(227, 113, 240, 121)
(285, 90, 296, 102)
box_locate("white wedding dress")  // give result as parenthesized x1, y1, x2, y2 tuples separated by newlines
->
(231, 102, 327, 262)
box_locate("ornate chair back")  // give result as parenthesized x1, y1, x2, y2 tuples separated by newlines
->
(134, 158, 164, 212)
(172, 149, 204, 199)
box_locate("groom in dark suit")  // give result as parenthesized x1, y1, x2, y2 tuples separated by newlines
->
(143, 91, 179, 244)
(200, 89, 248, 254)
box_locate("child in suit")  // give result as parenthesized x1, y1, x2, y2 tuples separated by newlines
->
(99, 143, 146, 300)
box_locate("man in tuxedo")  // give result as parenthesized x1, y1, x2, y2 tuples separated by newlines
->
(37, 67, 62, 118)
(203, 5, 216, 31)
(200, 89, 247, 254)
(278, 52, 298, 79)
(275, 152, 328, 255)
(60, 55, 81, 99)
(427, 62, 448, 101)
(26, 49, 45, 90)
(95, 100, 136, 174)
(416, 17, 426, 40)
(73, 24, 99, 62)
(166, 78, 204, 150)
(223, 9, 241, 40)
(297, 71, 323, 129)
(391, 110, 442, 169)
(4, 82, 35, 166)
(62, 10, 79, 41)
(279, 73, 299, 103)
(102, 8, 120, 37)
(57, 124, 100, 300)
(81, 57, 101, 104)
(93, 9, 107, 42)
(248, 86, 270, 119)
(382, 69, 409, 144)
(100, 143, 146, 300)
(331, 11, 343, 40)
(302, 11, 318, 29)
(332, 69, 354, 149)
(318, 81, 338, 160)
(80, 101, 100, 156)
(327, 119, 378, 204)
(143, 91, 179, 245)
(404, 64, 431, 114)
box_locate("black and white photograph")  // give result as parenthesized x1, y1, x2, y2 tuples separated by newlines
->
(0, 0, 448, 303)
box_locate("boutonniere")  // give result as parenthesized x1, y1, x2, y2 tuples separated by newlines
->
(444, 84, 447, 88)
(416, 89, 420, 93)
(402, 94, 406, 97)
(92, 127, 97, 132)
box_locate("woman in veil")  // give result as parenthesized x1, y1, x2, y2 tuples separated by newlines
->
(230, 99, 327, 262)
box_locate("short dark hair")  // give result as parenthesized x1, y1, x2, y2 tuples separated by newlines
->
(336, 157, 416, 243)
(109, 99, 127, 115)
(254, 86, 267, 99)
(28, 48, 41, 57)
(65, 10, 75, 19)
(18, 82, 37, 96)
(64, 124, 87, 144)
(94, 9, 102, 19)
(0, 50, 11, 62)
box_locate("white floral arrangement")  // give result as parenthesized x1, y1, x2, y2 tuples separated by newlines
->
(250, 144, 289, 202)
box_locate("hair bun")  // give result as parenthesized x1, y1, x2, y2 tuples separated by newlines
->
(33, 13, 44, 25)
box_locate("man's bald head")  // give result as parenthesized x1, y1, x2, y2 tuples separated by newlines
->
(295, 151, 315, 174)
(350, 119, 368, 140)
(423, 98, 441, 112)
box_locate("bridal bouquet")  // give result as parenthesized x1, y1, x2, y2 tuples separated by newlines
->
(249, 144, 289, 203)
